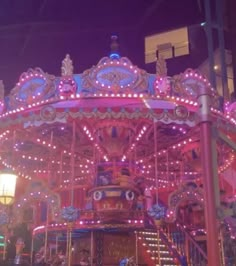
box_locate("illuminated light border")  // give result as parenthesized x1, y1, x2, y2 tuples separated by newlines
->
(166, 184, 204, 222)
(14, 186, 60, 222)
(32, 218, 144, 235)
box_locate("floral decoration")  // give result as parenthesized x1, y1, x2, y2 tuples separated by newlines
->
(61, 206, 79, 222)
(148, 203, 166, 220)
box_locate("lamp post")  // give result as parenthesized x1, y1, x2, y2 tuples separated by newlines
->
(0, 170, 17, 261)
(0, 171, 17, 205)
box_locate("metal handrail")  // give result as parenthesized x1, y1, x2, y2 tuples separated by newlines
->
(176, 223, 207, 260)
(164, 222, 208, 265)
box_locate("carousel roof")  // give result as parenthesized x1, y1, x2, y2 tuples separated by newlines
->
(0, 48, 235, 198)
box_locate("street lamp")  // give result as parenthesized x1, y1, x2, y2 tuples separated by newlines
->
(0, 169, 17, 261)
(0, 170, 17, 205)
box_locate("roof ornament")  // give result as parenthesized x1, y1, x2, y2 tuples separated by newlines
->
(110, 35, 120, 59)
(61, 54, 74, 76)
(0, 80, 4, 100)
(156, 55, 167, 77)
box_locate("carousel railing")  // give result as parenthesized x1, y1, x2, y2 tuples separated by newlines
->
(220, 221, 236, 266)
(163, 222, 208, 266)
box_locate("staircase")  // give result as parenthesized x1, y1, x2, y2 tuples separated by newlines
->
(137, 229, 179, 266)
(137, 220, 210, 266)
(166, 223, 208, 266)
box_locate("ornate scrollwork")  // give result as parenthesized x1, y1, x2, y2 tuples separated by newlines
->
(174, 105, 189, 119)
(171, 69, 219, 101)
(166, 183, 204, 222)
(40, 105, 56, 121)
(8, 68, 55, 109)
(81, 57, 148, 94)
(226, 101, 236, 120)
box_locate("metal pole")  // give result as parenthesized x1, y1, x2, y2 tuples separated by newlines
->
(135, 231, 138, 266)
(153, 119, 161, 265)
(56, 234, 58, 254)
(134, 147, 137, 176)
(185, 234, 189, 265)
(30, 236, 34, 266)
(153, 119, 158, 202)
(204, 0, 217, 89)
(68, 227, 72, 266)
(66, 228, 69, 263)
(220, 229, 226, 266)
(90, 231, 94, 266)
(44, 131, 53, 262)
(44, 204, 49, 262)
(228, 0, 236, 97)
(60, 151, 63, 186)
(70, 120, 76, 206)
(198, 86, 221, 266)
(157, 229, 161, 266)
(216, 0, 229, 99)
(166, 148, 169, 188)
(67, 120, 76, 266)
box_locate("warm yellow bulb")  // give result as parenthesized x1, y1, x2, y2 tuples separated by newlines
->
(0, 172, 17, 205)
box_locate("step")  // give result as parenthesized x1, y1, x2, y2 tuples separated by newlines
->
(137, 230, 178, 266)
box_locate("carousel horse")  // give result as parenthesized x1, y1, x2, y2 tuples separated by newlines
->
(50, 251, 66, 266)
(34, 246, 50, 265)
(79, 249, 90, 266)
(119, 256, 136, 266)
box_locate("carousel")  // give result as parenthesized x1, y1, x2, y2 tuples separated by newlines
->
(0, 37, 235, 266)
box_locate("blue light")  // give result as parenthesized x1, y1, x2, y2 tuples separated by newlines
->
(110, 53, 120, 59)
(200, 22, 206, 26)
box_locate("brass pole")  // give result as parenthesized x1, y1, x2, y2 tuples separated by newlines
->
(67, 225, 72, 266)
(30, 235, 34, 265)
(70, 120, 76, 206)
(66, 227, 69, 261)
(44, 131, 54, 261)
(44, 205, 50, 262)
(220, 229, 225, 266)
(153, 119, 158, 202)
(135, 231, 138, 266)
(153, 119, 161, 265)
(56, 234, 58, 254)
(157, 228, 161, 266)
(67, 120, 76, 266)
(90, 231, 94, 266)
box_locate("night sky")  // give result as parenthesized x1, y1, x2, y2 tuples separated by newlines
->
(0, 0, 207, 93)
